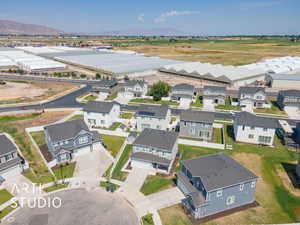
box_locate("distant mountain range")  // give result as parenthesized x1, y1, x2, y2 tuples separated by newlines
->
(96, 28, 186, 36)
(0, 20, 63, 35)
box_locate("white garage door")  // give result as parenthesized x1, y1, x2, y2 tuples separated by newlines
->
(118, 91, 134, 99)
(75, 145, 92, 156)
(92, 142, 102, 151)
(131, 159, 153, 169)
(0, 165, 22, 179)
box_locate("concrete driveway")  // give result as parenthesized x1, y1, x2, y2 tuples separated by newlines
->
(2, 189, 139, 225)
(73, 145, 113, 189)
(284, 106, 300, 119)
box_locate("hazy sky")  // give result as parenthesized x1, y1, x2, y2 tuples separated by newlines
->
(0, 0, 299, 35)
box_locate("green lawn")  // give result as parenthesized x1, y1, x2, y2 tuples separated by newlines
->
(254, 101, 287, 116)
(99, 181, 120, 190)
(102, 163, 113, 179)
(140, 175, 176, 195)
(0, 202, 19, 220)
(43, 182, 69, 193)
(212, 128, 223, 144)
(98, 122, 122, 130)
(0, 189, 13, 205)
(130, 98, 179, 106)
(142, 213, 155, 225)
(111, 145, 132, 181)
(67, 114, 84, 121)
(121, 112, 134, 119)
(102, 134, 126, 157)
(30, 131, 46, 146)
(53, 163, 76, 180)
(215, 97, 241, 111)
(83, 94, 97, 102)
(105, 92, 118, 101)
(190, 96, 203, 108)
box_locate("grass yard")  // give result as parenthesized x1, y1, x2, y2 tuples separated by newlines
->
(0, 202, 19, 220)
(98, 122, 122, 130)
(83, 94, 97, 102)
(140, 175, 176, 196)
(212, 128, 223, 144)
(111, 145, 132, 181)
(30, 131, 46, 146)
(43, 182, 69, 193)
(190, 96, 203, 108)
(102, 134, 126, 157)
(0, 189, 13, 205)
(254, 101, 287, 116)
(99, 181, 120, 190)
(215, 97, 241, 111)
(142, 213, 155, 225)
(53, 163, 76, 180)
(23, 169, 55, 184)
(105, 92, 117, 101)
(130, 98, 179, 106)
(121, 112, 134, 119)
(67, 114, 84, 121)
(102, 163, 113, 179)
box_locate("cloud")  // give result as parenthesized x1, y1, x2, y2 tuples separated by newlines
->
(137, 13, 145, 23)
(240, 0, 281, 10)
(154, 10, 200, 23)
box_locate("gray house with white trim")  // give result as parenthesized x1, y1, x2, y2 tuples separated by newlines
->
(44, 119, 102, 164)
(0, 134, 26, 179)
(171, 83, 195, 101)
(121, 80, 148, 97)
(277, 90, 300, 111)
(203, 86, 227, 106)
(177, 153, 258, 219)
(179, 110, 214, 140)
(131, 128, 179, 173)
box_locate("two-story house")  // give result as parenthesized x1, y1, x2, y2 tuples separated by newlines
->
(238, 87, 268, 110)
(44, 119, 102, 164)
(135, 104, 171, 131)
(234, 112, 278, 146)
(91, 79, 119, 98)
(120, 80, 148, 98)
(83, 101, 120, 128)
(177, 153, 258, 219)
(179, 110, 215, 141)
(0, 133, 26, 179)
(203, 86, 227, 106)
(277, 90, 300, 111)
(131, 128, 179, 173)
(171, 83, 195, 101)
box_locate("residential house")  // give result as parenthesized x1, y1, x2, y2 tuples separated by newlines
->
(120, 80, 148, 98)
(131, 128, 179, 173)
(297, 157, 300, 179)
(277, 90, 300, 111)
(83, 101, 120, 128)
(177, 153, 258, 219)
(135, 104, 171, 131)
(203, 86, 227, 106)
(238, 87, 268, 109)
(0, 133, 27, 179)
(179, 110, 215, 141)
(44, 119, 102, 164)
(171, 83, 195, 101)
(234, 112, 278, 146)
(91, 79, 118, 98)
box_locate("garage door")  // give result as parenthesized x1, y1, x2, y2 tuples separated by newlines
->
(118, 91, 134, 99)
(131, 159, 153, 169)
(0, 165, 22, 179)
(75, 145, 92, 156)
(92, 142, 102, 151)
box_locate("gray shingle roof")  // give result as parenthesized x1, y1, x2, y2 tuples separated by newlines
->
(133, 128, 178, 152)
(172, 83, 195, 91)
(279, 90, 300, 97)
(45, 119, 89, 142)
(239, 86, 265, 95)
(180, 110, 215, 123)
(235, 112, 278, 129)
(93, 79, 117, 88)
(123, 80, 147, 88)
(83, 101, 118, 114)
(182, 153, 258, 191)
(136, 104, 169, 118)
(0, 134, 17, 156)
(131, 152, 171, 166)
(203, 85, 227, 93)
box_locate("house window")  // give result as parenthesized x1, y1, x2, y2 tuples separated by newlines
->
(258, 136, 272, 144)
(101, 120, 105, 124)
(242, 125, 245, 131)
(184, 121, 187, 126)
(263, 128, 268, 132)
(226, 196, 235, 205)
(5, 154, 13, 161)
(79, 136, 88, 144)
(239, 184, 244, 191)
(190, 128, 195, 135)
(216, 190, 223, 197)
(251, 181, 256, 188)
(248, 134, 254, 139)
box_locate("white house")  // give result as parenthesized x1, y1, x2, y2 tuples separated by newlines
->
(234, 112, 278, 146)
(83, 101, 120, 128)
(119, 80, 148, 98)
(238, 87, 270, 111)
(135, 104, 171, 132)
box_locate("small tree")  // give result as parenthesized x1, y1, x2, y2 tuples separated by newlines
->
(148, 81, 170, 101)
(96, 73, 101, 79)
(80, 74, 87, 79)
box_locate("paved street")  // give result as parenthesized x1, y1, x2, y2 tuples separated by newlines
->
(2, 189, 139, 225)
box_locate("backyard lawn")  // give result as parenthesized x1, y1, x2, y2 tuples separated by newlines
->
(0, 189, 13, 205)
(129, 98, 179, 106)
(111, 144, 132, 181)
(254, 101, 287, 116)
(102, 134, 126, 157)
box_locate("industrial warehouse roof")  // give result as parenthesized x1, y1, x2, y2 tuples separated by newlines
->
(133, 128, 178, 151)
(268, 73, 300, 81)
(182, 153, 258, 191)
(160, 62, 266, 84)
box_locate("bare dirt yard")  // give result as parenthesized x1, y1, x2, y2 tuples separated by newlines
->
(0, 80, 79, 104)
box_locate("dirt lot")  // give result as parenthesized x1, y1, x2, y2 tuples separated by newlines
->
(0, 80, 79, 103)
